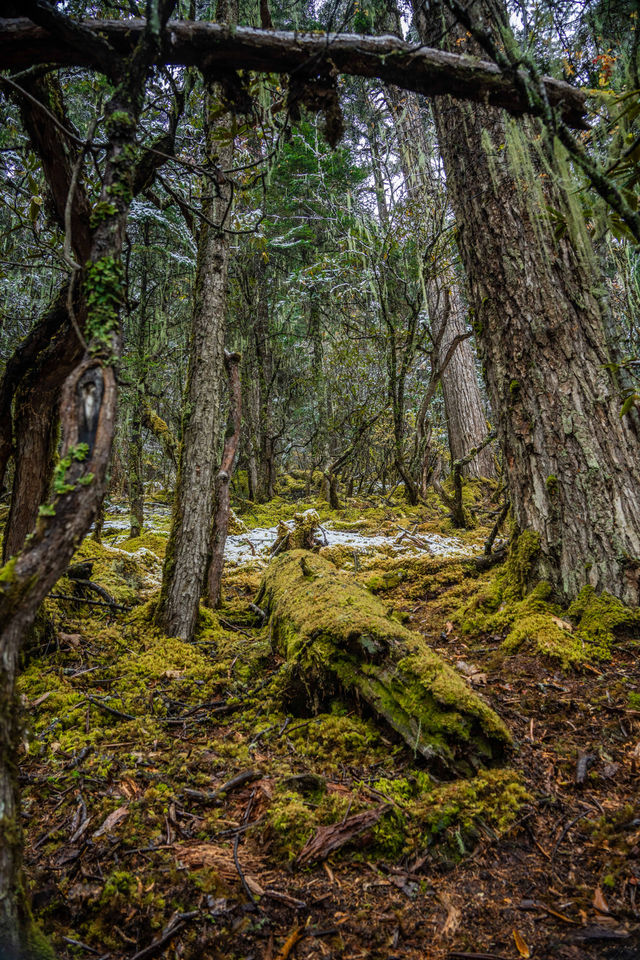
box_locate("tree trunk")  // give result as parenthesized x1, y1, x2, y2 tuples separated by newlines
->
(205, 351, 242, 608)
(128, 404, 144, 539)
(0, 10, 171, 947)
(429, 283, 496, 478)
(413, 0, 640, 603)
(156, 79, 233, 639)
(127, 247, 149, 540)
(383, 82, 496, 479)
(258, 550, 510, 773)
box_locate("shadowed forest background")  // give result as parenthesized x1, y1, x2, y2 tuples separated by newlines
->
(1, 0, 640, 958)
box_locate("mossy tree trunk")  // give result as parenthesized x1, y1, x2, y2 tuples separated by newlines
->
(1, 71, 92, 562)
(157, 6, 236, 639)
(0, 5, 174, 950)
(259, 550, 510, 773)
(413, 0, 640, 603)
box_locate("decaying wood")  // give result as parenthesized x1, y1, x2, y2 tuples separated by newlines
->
(259, 550, 510, 774)
(0, 19, 588, 128)
(296, 805, 389, 865)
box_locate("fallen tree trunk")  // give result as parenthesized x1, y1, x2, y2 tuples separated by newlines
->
(0, 19, 588, 128)
(258, 551, 510, 774)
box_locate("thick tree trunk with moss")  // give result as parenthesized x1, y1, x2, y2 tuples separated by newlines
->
(413, 0, 640, 603)
(156, 81, 232, 639)
(258, 550, 510, 774)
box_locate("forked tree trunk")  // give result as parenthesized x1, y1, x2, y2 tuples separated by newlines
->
(156, 77, 233, 639)
(414, 0, 640, 602)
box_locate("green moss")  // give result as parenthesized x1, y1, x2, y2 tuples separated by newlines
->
(503, 530, 541, 600)
(411, 768, 529, 860)
(288, 709, 384, 769)
(367, 768, 529, 862)
(366, 569, 406, 593)
(503, 612, 591, 667)
(261, 550, 510, 771)
(457, 535, 640, 667)
(84, 256, 125, 349)
(263, 789, 353, 861)
(90, 200, 118, 228)
(118, 531, 168, 559)
(568, 585, 640, 646)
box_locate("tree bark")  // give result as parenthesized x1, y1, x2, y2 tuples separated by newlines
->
(383, 83, 496, 479)
(205, 351, 242, 608)
(127, 242, 149, 540)
(429, 283, 496, 478)
(156, 77, 233, 639)
(413, 0, 640, 603)
(0, 18, 588, 128)
(0, 78, 179, 561)
(1, 298, 83, 562)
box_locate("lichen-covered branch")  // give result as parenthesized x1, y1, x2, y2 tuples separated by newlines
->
(0, 18, 588, 128)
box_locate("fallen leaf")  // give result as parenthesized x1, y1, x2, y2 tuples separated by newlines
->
(58, 632, 83, 647)
(118, 778, 140, 800)
(439, 892, 461, 936)
(31, 691, 53, 708)
(245, 875, 265, 897)
(92, 805, 129, 839)
(513, 927, 531, 958)
(593, 887, 610, 915)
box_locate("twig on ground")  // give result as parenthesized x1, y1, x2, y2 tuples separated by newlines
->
(233, 790, 260, 910)
(126, 912, 199, 960)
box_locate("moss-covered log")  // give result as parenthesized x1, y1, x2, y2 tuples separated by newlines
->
(259, 551, 510, 774)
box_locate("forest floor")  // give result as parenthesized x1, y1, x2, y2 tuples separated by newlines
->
(14, 479, 640, 960)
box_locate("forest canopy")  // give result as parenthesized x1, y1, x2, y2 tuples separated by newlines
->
(1, 0, 640, 958)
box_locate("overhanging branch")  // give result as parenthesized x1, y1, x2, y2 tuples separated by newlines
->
(0, 18, 588, 128)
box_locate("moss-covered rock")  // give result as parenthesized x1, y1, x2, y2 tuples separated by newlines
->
(259, 550, 510, 773)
